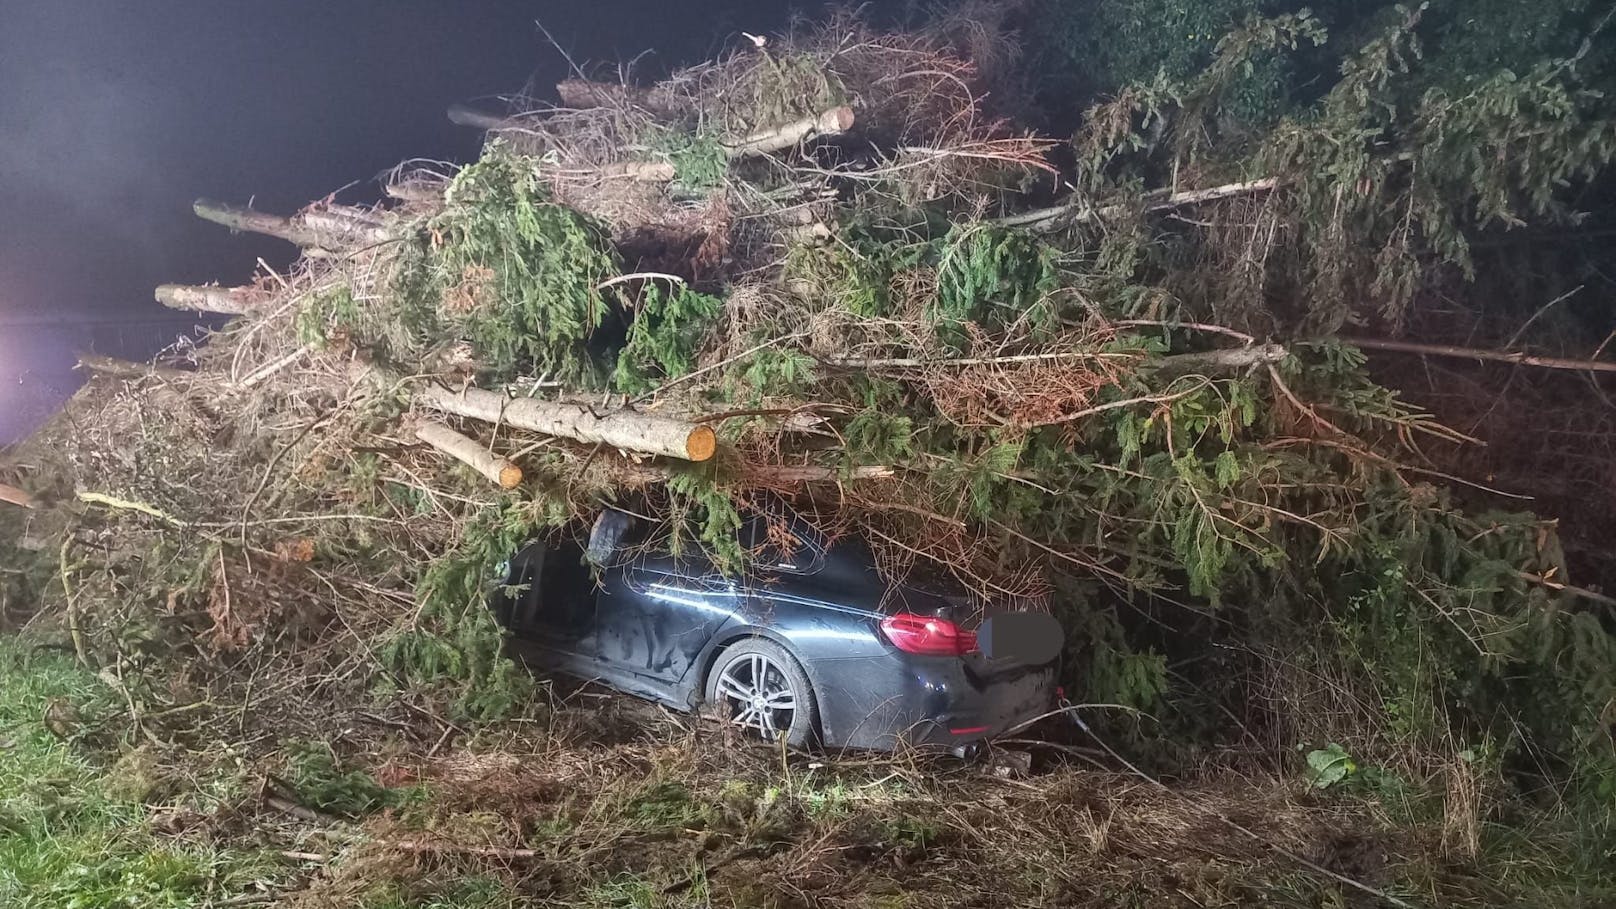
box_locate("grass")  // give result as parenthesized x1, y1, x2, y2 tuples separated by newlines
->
(1, 629, 1611, 908)
(0, 638, 279, 908)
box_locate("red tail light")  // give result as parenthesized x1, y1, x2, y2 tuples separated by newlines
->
(879, 613, 978, 656)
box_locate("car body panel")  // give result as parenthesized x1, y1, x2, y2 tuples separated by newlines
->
(490, 509, 1061, 752)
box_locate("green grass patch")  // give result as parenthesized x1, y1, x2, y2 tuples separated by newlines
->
(0, 637, 278, 908)
(358, 873, 520, 909)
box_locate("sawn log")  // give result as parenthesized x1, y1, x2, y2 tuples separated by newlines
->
(414, 420, 524, 488)
(415, 384, 717, 462)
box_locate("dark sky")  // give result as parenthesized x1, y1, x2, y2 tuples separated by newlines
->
(0, 0, 830, 441)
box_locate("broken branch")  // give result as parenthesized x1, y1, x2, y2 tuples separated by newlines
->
(1340, 336, 1616, 374)
(998, 177, 1281, 231)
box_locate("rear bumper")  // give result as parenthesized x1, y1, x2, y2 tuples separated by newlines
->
(807, 653, 1059, 752)
(904, 662, 1057, 750)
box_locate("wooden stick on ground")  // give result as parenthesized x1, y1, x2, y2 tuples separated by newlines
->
(414, 420, 524, 489)
(0, 484, 34, 510)
(416, 383, 717, 462)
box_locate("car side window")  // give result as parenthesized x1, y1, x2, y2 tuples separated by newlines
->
(738, 513, 825, 575)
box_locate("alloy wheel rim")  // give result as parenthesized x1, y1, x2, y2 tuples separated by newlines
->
(715, 652, 796, 741)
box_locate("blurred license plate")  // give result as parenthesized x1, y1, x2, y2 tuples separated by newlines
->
(978, 612, 1063, 664)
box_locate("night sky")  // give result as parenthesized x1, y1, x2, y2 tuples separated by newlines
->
(0, 0, 834, 442)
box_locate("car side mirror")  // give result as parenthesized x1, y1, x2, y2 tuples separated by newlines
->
(586, 509, 634, 566)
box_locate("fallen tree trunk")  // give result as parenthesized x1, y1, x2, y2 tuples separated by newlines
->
(384, 181, 444, 204)
(726, 107, 855, 159)
(1340, 336, 1616, 374)
(194, 199, 326, 249)
(604, 462, 894, 487)
(598, 160, 678, 182)
(0, 484, 34, 510)
(820, 343, 1285, 371)
(76, 354, 193, 382)
(447, 104, 520, 132)
(194, 200, 391, 250)
(299, 206, 392, 247)
(556, 79, 674, 113)
(155, 284, 265, 315)
(415, 420, 524, 489)
(1155, 343, 1290, 371)
(415, 384, 717, 462)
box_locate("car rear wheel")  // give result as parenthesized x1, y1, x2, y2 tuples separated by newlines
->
(706, 639, 817, 748)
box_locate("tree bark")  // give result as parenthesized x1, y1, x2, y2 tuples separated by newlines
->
(415, 384, 717, 462)
(726, 107, 855, 159)
(0, 484, 34, 510)
(155, 284, 265, 315)
(1340, 336, 1616, 374)
(414, 420, 524, 489)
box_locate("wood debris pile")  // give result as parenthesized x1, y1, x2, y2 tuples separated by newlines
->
(2, 8, 1611, 789)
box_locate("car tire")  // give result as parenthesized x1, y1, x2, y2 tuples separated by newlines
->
(705, 638, 818, 748)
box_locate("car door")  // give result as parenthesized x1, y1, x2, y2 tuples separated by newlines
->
(500, 540, 605, 668)
(587, 505, 828, 694)
(592, 550, 744, 692)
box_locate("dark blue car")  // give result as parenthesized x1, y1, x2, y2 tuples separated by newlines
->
(489, 504, 1062, 754)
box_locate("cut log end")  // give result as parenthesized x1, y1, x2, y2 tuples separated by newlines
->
(686, 425, 718, 462)
(415, 420, 524, 490)
(0, 483, 36, 510)
(822, 106, 856, 132)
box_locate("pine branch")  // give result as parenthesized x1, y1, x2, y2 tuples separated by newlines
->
(1341, 336, 1616, 374)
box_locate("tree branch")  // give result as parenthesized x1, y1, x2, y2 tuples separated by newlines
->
(997, 177, 1280, 231)
(1340, 336, 1616, 374)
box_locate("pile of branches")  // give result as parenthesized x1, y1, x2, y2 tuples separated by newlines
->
(3, 8, 1613, 804)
